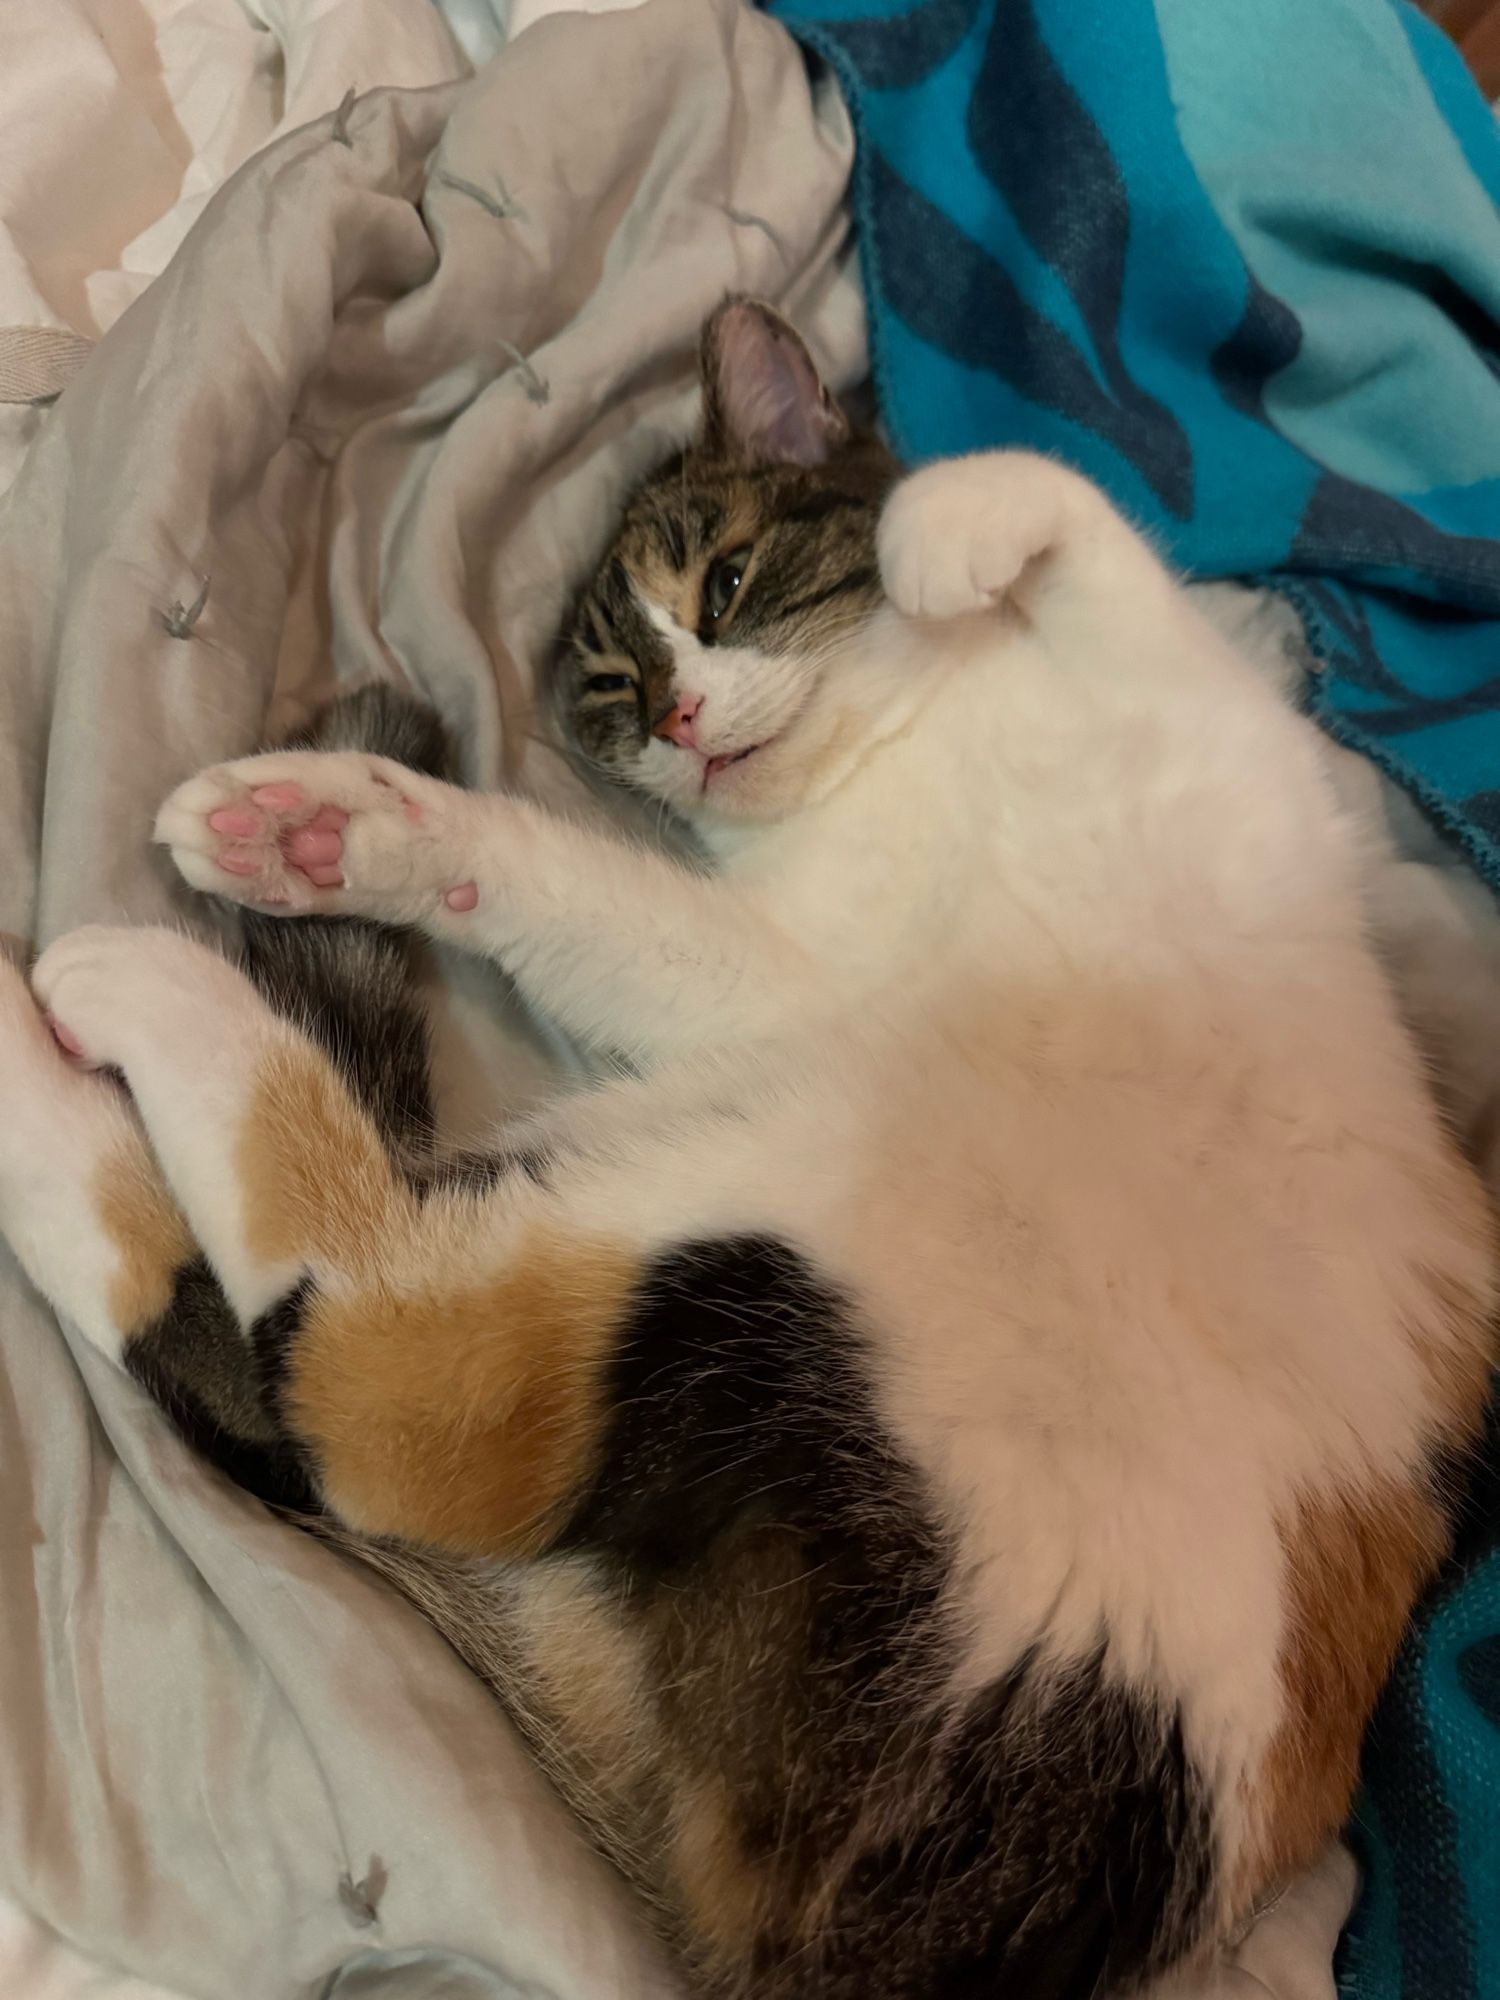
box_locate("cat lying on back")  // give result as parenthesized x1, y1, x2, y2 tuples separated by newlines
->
(0, 299, 1492, 1998)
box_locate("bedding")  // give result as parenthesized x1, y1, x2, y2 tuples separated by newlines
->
(0, 0, 474, 496)
(0, 4, 1497, 1999)
(0, 2, 859, 1993)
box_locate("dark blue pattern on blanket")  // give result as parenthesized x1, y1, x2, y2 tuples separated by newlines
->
(763, 2, 1500, 1994)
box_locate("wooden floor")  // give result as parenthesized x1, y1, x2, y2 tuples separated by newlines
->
(1423, 0, 1500, 98)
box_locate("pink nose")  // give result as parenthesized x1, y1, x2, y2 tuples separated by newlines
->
(654, 692, 703, 749)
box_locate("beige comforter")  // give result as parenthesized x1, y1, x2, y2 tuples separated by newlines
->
(0, 5, 858, 1992)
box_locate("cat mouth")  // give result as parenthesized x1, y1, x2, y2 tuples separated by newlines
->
(701, 742, 763, 789)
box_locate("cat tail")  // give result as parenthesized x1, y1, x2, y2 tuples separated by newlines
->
(237, 683, 450, 1168)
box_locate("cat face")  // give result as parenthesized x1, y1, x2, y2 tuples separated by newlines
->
(556, 300, 897, 825)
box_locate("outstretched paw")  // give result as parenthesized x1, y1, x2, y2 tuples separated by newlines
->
(156, 750, 477, 918)
(877, 451, 1081, 622)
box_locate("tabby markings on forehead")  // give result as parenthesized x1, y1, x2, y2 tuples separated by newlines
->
(642, 596, 687, 641)
(653, 507, 688, 571)
(775, 567, 881, 623)
(777, 490, 874, 528)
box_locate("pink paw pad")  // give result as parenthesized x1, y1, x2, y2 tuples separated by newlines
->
(207, 790, 352, 894)
(284, 824, 344, 868)
(48, 1016, 86, 1059)
(283, 804, 348, 887)
(208, 807, 263, 839)
(444, 882, 479, 913)
(251, 783, 306, 813)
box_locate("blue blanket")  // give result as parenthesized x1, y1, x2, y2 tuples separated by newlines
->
(763, 2, 1500, 1993)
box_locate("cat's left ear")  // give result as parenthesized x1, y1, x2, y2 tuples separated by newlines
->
(699, 297, 848, 468)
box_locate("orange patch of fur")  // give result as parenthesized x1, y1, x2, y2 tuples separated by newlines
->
(1249, 1181, 1495, 1902)
(289, 1235, 628, 1557)
(240, 1040, 409, 1270)
(239, 1040, 631, 1558)
(1242, 1172, 1500, 1904)
(96, 1141, 195, 1332)
(515, 1562, 653, 1784)
(1248, 1478, 1449, 1900)
(1244, 1161, 1499, 1900)
(671, 1772, 768, 1967)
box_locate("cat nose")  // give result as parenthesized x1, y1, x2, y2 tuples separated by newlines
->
(653, 692, 703, 749)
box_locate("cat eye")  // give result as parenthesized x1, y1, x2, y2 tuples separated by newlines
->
(704, 546, 753, 623)
(584, 672, 635, 695)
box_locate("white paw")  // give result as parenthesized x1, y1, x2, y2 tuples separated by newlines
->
(155, 750, 473, 918)
(31, 926, 248, 1074)
(877, 451, 1077, 621)
(0, 950, 133, 1205)
(0, 953, 149, 1354)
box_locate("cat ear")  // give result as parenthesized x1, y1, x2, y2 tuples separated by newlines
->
(699, 298, 849, 468)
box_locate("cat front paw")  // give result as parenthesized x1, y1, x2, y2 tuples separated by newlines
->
(877, 451, 1076, 621)
(156, 750, 478, 918)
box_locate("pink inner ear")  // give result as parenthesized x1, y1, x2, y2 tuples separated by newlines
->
(716, 309, 843, 467)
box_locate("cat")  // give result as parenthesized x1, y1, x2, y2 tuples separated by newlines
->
(0, 297, 1493, 2000)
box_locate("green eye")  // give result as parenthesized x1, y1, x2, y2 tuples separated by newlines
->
(704, 546, 753, 622)
(585, 672, 634, 695)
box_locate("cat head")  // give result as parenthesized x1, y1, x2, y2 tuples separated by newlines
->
(555, 299, 898, 827)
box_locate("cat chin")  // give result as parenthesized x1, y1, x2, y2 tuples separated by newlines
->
(670, 780, 784, 830)
(694, 740, 791, 815)
(626, 722, 824, 826)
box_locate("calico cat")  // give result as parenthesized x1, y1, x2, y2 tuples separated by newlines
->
(0, 298, 1493, 1999)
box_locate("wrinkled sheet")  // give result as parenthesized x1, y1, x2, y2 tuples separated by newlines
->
(0, 0, 474, 495)
(0, 1, 862, 1993)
